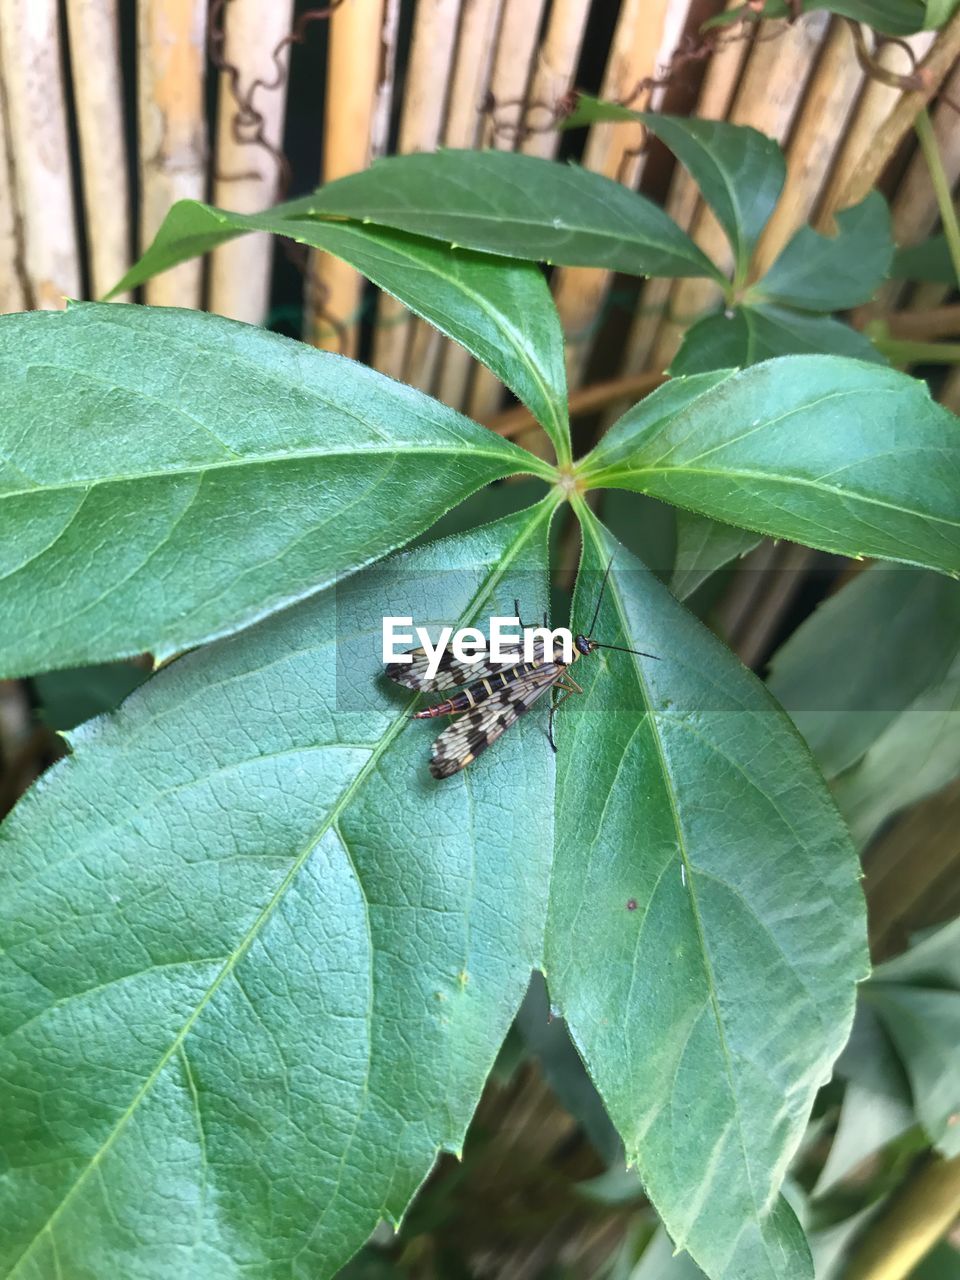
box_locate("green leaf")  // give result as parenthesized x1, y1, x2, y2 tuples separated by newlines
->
(545, 508, 867, 1280)
(668, 305, 884, 376)
(0, 303, 543, 678)
(865, 984, 960, 1157)
(111, 207, 571, 463)
(754, 193, 893, 311)
(578, 357, 960, 575)
(564, 101, 784, 278)
(0, 502, 557, 1278)
(873, 916, 960, 991)
(926, 0, 960, 28)
(515, 974, 623, 1166)
(601, 489, 677, 583)
(32, 662, 151, 730)
(304, 149, 720, 281)
(815, 1004, 916, 1193)
(891, 234, 956, 283)
(670, 511, 761, 600)
(833, 652, 960, 846)
(766, 564, 960, 779)
(703, 1, 932, 36)
(632, 1226, 707, 1279)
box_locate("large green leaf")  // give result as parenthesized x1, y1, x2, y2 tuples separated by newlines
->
(0, 303, 544, 678)
(304, 149, 721, 281)
(577, 357, 960, 575)
(892, 234, 956, 283)
(833, 653, 960, 846)
(564, 101, 784, 278)
(873, 915, 960, 990)
(668, 305, 883, 376)
(704, 0, 937, 36)
(670, 511, 761, 601)
(0, 503, 557, 1279)
(865, 985, 960, 1157)
(754, 193, 892, 312)
(111, 209, 571, 463)
(544, 508, 867, 1280)
(767, 564, 960, 779)
(815, 1003, 916, 1194)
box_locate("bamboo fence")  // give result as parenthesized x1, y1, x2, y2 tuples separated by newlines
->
(1, 0, 959, 962)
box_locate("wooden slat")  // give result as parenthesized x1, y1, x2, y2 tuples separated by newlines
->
(0, 0, 81, 309)
(816, 30, 936, 227)
(650, 11, 830, 372)
(64, 0, 132, 302)
(371, 0, 461, 380)
(477, 0, 548, 151)
(406, 0, 503, 397)
(521, 0, 591, 162)
(463, 0, 548, 422)
(621, 0, 750, 375)
(753, 18, 864, 276)
(0, 47, 27, 315)
(307, 0, 395, 353)
(832, 10, 960, 211)
(872, 60, 960, 316)
(550, 0, 695, 390)
(137, 0, 208, 308)
(465, 0, 593, 427)
(209, 0, 295, 326)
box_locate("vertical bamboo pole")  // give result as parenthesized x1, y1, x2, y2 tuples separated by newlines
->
(0, 51, 27, 315)
(371, 0, 461, 380)
(463, 0, 548, 421)
(64, 0, 132, 302)
(650, 11, 830, 371)
(409, 0, 503, 400)
(621, 0, 750, 374)
(477, 0, 548, 149)
(549, 0, 695, 391)
(521, 0, 591, 162)
(753, 19, 864, 275)
(816, 30, 936, 226)
(307, 0, 395, 353)
(872, 60, 960, 314)
(830, 11, 960, 211)
(0, 0, 81, 309)
(435, 0, 589, 416)
(443, 0, 502, 148)
(137, 0, 208, 308)
(208, 0, 295, 326)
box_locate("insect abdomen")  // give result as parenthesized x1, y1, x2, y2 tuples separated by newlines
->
(412, 663, 535, 719)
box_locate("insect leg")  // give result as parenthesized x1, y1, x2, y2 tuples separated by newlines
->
(546, 679, 583, 751)
(514, 598, 548, 631)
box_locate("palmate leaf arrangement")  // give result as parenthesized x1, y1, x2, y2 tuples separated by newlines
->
(0, 108, 958, 1280)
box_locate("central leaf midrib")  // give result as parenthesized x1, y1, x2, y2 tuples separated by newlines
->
(583, 463, 959, 533)
(0, 443, 544, 501)
(303, 204, 701, 264)
(7, 501, 554, 1277)
(581, 515, 770, 1252)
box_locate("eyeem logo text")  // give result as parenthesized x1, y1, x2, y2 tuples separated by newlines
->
(383, 616, 573, 679)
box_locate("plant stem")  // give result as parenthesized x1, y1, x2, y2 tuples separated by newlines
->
(831, 11, 960, 212)
(871, 336, 960, 365)
(914, 108, 960, 292)
(845, 1151, 960, 1280)
(883, 305, 960, 341)
(485, 372, 666, 439)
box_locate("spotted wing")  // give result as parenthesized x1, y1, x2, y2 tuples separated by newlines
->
(428, 665, 562, 778)
(386, 634, 547, 692)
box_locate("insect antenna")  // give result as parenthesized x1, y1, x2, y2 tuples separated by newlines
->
(591, 641, 660, 660)
(586, 557, 659, 661)
(586, 556, 615, 639)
